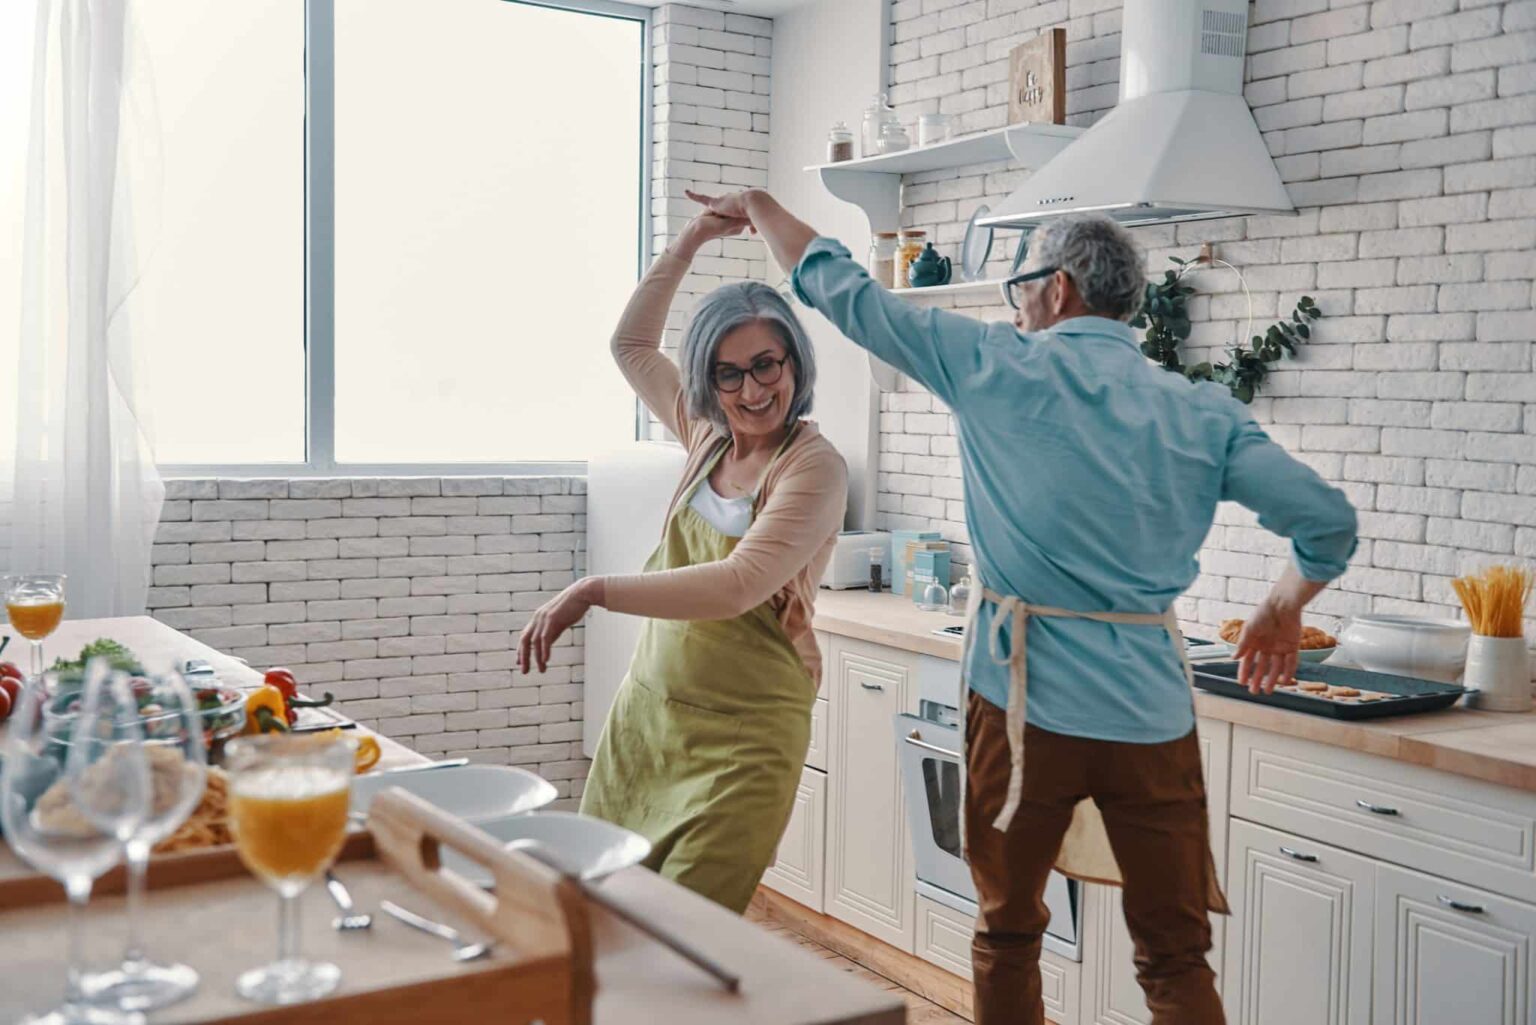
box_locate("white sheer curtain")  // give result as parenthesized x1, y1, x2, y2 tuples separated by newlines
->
(8, 0, 163, 617)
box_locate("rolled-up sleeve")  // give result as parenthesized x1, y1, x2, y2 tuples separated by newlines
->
(791, 236, 986, 408)
(1221, 416, 1359, 581)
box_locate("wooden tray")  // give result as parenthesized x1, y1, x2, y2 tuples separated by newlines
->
(0, 790, 594, 1025)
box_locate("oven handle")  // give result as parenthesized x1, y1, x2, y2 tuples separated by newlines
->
(905, 729, 959, 760)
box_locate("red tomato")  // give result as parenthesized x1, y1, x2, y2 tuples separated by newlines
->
(0, 676, 18, 707)
(0, 662, 23, 682)
(0, 687, 11, 722)
(263, 668, 299, 701)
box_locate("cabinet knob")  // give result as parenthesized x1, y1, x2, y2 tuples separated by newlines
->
(1278, 846, 1318, 863)
(1437, 895, 1486, 915)
(860, 681, 885, 692)
(1355, 799, 1399, 817)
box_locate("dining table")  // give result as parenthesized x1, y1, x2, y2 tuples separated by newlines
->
(0, 615, 907, 1025)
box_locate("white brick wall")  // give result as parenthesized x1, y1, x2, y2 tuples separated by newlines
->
(152, 477, 589, 807)
(647, 4, 776, 440)
(881, 0, 1536, 635)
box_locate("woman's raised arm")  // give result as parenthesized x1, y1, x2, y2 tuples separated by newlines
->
(610, 212, 751, 445)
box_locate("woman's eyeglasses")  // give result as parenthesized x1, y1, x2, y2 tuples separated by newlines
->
(1003, 266, 1061, 310)
(713, 355, 790, 392)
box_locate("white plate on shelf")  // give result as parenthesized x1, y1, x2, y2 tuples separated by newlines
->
(442, 811, 652, 888)
(349, 764, 556, 823)
(960, 205, 993, 282)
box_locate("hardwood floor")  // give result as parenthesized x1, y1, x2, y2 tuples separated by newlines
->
(747, 906, 970, 1025)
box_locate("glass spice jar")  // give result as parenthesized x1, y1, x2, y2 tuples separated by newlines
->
(869, 232, 899, 289)
(861, 94, 897, 158)
(827, 121, 855, 163)
(895, 229, 927, 289)
(877, 119, 911, 154)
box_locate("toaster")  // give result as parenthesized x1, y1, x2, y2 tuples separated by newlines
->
(820, 531, 892, 590)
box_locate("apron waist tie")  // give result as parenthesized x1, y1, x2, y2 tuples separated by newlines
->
(970, 587, 1195, 833)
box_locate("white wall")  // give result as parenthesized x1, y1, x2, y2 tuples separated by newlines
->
(767, 0, 889, 528)
(878, 0, 1536, 635)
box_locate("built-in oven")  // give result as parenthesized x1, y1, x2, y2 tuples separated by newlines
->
(896, 648, 1082, 961)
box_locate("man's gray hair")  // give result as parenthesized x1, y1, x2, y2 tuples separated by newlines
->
(1030, 213, 1146, 321)
(681, 281, 817, 431)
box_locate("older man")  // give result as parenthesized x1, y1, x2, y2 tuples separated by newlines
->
(694, 189, 1357, 1025)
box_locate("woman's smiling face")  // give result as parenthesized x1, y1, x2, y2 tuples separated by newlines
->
(713, 320, 796, 439)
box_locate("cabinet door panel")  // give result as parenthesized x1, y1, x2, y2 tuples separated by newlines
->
(762, 767, 827, 912)
(1374, 862, 1535, 1025)
(826, 636, 917, 950)
(1223, 819, 1374, 1025)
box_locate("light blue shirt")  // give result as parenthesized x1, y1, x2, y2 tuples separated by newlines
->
(793, 237, 1358, 743)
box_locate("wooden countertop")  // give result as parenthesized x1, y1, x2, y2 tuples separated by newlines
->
(813, 588, 1536, 794)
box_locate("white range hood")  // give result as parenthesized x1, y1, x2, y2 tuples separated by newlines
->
(979, 0, 1295, 229)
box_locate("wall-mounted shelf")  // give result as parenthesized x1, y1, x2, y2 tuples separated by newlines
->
(804, 122, 1082, 233)
(891, 278, 1008, 298)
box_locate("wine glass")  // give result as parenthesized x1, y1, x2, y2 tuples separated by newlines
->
(1, 664, 148, 1025)
(5, 574, 67, 679)
(76, 672, 208, 1012)
(226, 732, 355, 1005)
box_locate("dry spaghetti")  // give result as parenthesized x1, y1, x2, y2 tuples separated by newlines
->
(154, 766, 232, 853)
(1452, 564, 1533, 639)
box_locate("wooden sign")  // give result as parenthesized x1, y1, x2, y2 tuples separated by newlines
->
(1008, 28, 1066, 125)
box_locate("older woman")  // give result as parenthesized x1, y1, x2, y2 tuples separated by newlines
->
(515, 210, 847, 913)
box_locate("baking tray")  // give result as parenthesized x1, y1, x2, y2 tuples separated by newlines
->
(1192, 661, 1465, 720)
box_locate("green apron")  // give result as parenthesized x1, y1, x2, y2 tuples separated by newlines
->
(580, 430, 816, 913)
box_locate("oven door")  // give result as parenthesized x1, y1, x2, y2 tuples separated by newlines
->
(897, 713, 1082, 960)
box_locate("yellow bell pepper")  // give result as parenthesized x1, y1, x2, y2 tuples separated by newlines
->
(243, 685, 290, 735)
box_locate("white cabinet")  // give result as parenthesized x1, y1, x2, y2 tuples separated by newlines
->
(1223, 819, 1375, 1025)
(806, 697, 829, 772)
(825, 635, 919, 950)
(915, 893, 1083, 1025)
(763, 766, 828, 912)
(1083, 718, 1230, 1025)
(1373, 862, 1536, 1025)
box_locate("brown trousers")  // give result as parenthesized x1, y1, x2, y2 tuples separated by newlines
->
(964, 692, 1225, 1025)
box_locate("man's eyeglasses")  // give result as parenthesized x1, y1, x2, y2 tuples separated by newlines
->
(713, 355, 790, 392)
(1003, 266, 1061, 310)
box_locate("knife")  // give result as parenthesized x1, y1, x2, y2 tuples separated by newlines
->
(371, 757, 470, 775)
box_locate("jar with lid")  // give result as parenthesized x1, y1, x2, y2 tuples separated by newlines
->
(895, 230, 927, 289)
(827, 121, 855, 163)
(947, 569, 971, 616)
(868, 232, 900, 289)
(918, 112, 953, 147)
(877, 120, 911, 154)
(860, 94, 897, 158)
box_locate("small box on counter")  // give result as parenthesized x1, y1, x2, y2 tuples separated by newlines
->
(890, 530, 942, 596)
(908, 548, 951, 605)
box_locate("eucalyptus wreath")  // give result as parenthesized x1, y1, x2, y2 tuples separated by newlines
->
(1131, 254, 1322, 404)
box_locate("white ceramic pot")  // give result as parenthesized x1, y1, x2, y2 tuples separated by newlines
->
(1337, 615, 1470, 683)
(1464, 635, 1533, 712)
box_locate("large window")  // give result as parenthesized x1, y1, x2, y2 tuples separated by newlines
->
(137, 0, 649, 472)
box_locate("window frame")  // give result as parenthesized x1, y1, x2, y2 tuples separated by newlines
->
(160, 0, 653, 478)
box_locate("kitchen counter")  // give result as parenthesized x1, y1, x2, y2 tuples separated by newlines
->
(813, 588, 1536, 793)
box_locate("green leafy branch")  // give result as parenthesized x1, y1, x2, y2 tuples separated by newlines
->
(1130, 255, 1322, 404)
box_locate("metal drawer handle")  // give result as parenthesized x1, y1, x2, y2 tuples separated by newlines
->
(860, 681, 885, 692)
(1356, 799, 1400, 816)
(1438, 896, 1486, 915)
(1279, 846, 1318, 863)
(905, 729, 958, 759)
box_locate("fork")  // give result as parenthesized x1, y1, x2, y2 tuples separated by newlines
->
(324, 870, 373, 931)
(380, 900, 495, 962)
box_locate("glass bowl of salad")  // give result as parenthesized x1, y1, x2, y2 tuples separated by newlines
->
(47, 677, 247, 753)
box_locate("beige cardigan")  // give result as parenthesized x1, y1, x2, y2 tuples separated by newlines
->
(601, 250, 848, 682)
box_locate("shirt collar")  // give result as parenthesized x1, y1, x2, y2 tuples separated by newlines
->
(1046, 316, 1140, 351)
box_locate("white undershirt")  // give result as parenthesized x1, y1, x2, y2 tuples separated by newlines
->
(688, 480, 754, 538)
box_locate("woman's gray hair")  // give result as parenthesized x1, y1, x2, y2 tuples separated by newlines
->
(1030, 213, 1146, 320)
(680, 281, 817, 430)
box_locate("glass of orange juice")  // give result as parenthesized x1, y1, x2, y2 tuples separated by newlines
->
(4, 573, 66, 679)
(226, 732, 356, 1005)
